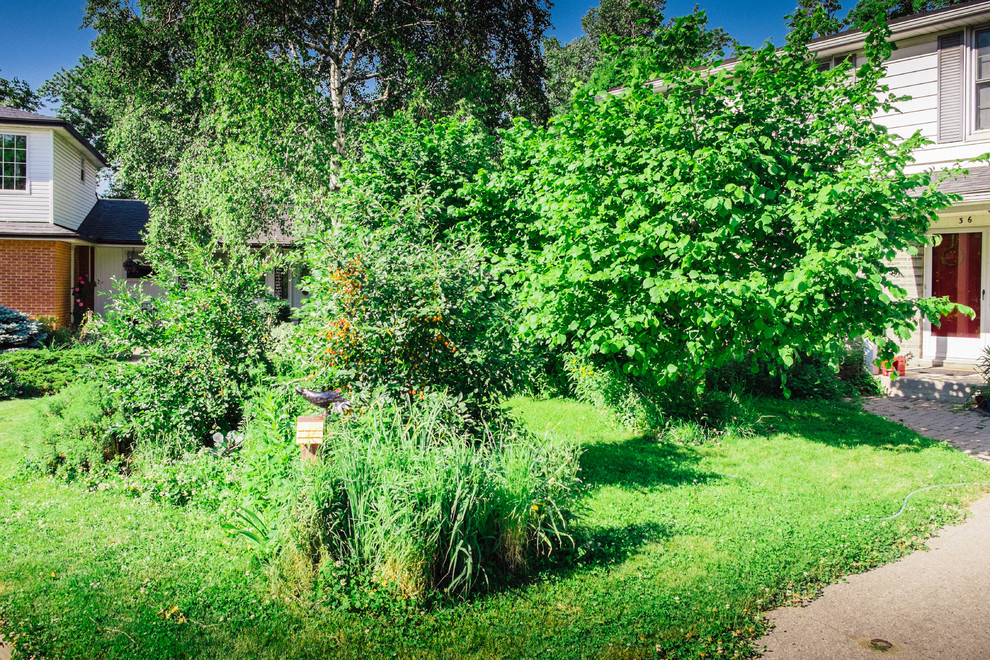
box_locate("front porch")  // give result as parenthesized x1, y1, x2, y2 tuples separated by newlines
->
(881, 366, 984, 403)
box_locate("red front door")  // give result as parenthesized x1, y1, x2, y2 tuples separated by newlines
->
(932, 232, 982, 338)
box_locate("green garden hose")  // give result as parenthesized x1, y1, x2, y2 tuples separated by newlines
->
(877, 482, 990, 521)
(715, 472, 990, 521)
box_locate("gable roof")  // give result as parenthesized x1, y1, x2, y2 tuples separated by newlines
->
(0, 106, 109, 167)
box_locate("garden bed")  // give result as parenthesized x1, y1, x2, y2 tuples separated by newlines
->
(0, 395, 988, 659)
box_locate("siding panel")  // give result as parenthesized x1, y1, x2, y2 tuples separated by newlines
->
(0, 126, 52, 223)
(93, 247, 162, 316)
(52, 132, 98, 230)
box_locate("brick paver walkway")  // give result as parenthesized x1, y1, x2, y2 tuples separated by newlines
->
(862, 397, 990, 462)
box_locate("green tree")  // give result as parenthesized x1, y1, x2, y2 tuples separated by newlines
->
(52, 0, 551, 196)
(471, 17, 962, 397)
(849, 0, 972, 25)
(788, 0, 845, 37)
(0, 70, 41, 111)
(543, 2, 733, 112)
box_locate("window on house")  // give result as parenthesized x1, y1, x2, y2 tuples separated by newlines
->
(817, 54, 857, 73)
(80, 156, 86, 183)
(0, 134, 26, 191)
(978, 29, 990, 130)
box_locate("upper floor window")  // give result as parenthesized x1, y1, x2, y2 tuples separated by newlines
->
(976, 29, 990, 130)
(0, 134, 26, 191)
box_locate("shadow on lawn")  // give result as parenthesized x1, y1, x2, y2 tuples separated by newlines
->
(579, 434, 718, 490)
(754, 399, 943, 452)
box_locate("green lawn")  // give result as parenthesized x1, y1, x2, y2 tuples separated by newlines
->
(1, 395, 988, 659)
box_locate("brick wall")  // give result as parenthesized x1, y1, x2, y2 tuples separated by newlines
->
(0, 239, 73, 326)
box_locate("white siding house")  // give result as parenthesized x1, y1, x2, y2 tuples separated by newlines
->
(0, 106, 303, 325)
(805, 2, 990, 366)
(52, 131, 100, 230)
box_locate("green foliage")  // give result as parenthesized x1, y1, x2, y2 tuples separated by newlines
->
(0, 346, 112, 396)
(472, 20, 961, 399)
(98, 241, 278, 449)
(338, 108, 498, 235)
(36, 316, 75, 348)
(124, 444, 241, 509)
(0, 305, 47, 352)
(565, 353, 670, 431)
(0, 68, 41, 111)
(68, 0, 551, 210)
(21, 381, 125, 479)
(708, 345, 884, 401)
(543, 3, 733, 111)
(294, 394, 580, 599)
(296, 206, 524, 417)
(848, 0, 973, 26)
(0, 361, 19, 400)
(239, 386, 307, 509)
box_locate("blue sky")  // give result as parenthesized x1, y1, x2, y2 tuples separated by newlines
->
(1, 0, 836, 107)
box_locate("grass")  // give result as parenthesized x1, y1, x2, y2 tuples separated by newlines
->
(1, 395, 989, 658)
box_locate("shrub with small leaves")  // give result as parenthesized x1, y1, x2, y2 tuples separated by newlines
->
(0, 360, 19, 399)
(0, 305, 47, 352)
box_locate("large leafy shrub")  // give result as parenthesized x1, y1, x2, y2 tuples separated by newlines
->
(1, 346, 113, 396)
(285, 394, 580, 599)
(100, 241, 279, 449)
(468, 20, 960, 399)
(337, 108, 498, 234)
(0, 305, 46, 351)
(295, 204, 525, 418)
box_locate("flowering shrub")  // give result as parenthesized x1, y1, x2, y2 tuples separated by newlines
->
(70, 274, 100, 326)
(296, 207, 525, 418)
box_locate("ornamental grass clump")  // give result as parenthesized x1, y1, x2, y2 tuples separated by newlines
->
(305, 394, 580, 599)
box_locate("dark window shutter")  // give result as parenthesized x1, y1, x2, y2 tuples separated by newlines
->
(938, 32, 965, 144)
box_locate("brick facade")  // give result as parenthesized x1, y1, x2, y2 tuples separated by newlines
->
(0, 239, 73, 326)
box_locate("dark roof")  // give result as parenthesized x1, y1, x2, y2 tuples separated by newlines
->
(0, 199, 149, 244)
(935, 166, 990, 196)
(0, 106, 108, 167)
(73, 199, 149, 244)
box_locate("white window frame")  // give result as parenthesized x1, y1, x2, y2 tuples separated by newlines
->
(0, 132, 29, 195)
(970, 25, 990, 136)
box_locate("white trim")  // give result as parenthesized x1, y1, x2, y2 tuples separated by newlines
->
(811, 1, 990, 59)
(0, 131, 30, 196)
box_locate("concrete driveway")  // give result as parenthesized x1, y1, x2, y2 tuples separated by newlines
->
(758, 493, 990, 659)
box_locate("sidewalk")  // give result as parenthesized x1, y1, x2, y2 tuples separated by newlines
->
(757, 490, 990, 659)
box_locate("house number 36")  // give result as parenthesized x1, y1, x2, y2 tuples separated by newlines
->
(959, 216, 974, 223)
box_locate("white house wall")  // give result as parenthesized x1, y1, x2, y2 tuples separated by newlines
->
(0, 125, 52, 223)
(52, 132, 98, 230)
(868, 29, 990, 172)
(93, 246, 162, 316)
